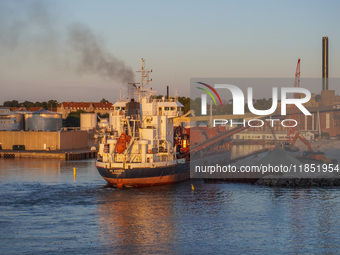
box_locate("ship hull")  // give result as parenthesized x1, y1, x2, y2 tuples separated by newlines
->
(96, 162, 190, 188)
(96, 150, 231, 187)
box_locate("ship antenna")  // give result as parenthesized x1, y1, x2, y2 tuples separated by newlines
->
(136, 58, 153, 101)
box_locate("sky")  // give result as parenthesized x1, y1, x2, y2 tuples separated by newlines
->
(0, 0, 340, 105)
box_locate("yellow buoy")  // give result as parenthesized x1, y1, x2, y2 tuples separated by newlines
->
(73, 167, 76, 179)
(191, 184, 194, 191)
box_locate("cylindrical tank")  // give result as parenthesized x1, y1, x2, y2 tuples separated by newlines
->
(25, 109, 62, 131)
(14, 112, 26, 130)
(80, 113, 97, 130)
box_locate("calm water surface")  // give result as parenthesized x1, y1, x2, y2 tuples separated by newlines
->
(1, 157, 340, 254)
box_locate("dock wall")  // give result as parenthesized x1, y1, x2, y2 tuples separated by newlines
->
(0, 150, 97, 160)
(59, 131, 89, 150)
(0, 131, 89, 150)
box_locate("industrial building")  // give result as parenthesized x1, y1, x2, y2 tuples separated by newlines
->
(0, 108, 62, 132)
(199, 36, 340, 138)
(57, 102, 114, 119)
(0, 108, 90, 151)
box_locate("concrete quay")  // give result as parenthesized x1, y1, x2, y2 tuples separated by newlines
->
(0, 149, 97, 160)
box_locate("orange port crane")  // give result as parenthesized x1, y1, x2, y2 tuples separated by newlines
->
(290, 132, 311, 151)
(288, 58, 301, 141)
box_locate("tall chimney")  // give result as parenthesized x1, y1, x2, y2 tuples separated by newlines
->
(166, 86, 169, 99)
(322, 36, 328, 90)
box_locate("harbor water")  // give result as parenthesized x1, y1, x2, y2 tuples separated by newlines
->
(1, 152, 340, 254)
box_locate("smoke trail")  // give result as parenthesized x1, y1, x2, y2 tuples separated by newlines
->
(0, 0, 134, 85)
(67, 23, 134, 84)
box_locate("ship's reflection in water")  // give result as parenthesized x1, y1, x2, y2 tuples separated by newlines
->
(96, 186, 178, 253)
(95, 182, 241, 254)
(95, 182, 340, 254)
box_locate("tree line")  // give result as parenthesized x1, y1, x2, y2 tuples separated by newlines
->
(2, 97, 274, 116)
(2, 97, 275, 116)
(2, 100, 58, 110)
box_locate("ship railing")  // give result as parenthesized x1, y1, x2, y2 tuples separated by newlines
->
(161, 111, 182, 117)
(153, 98, 178, 103)
(141, 111, 157, 116)
(152, 135, 174, 154)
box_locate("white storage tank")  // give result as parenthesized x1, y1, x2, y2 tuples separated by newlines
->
(25, 109, 62, 131)
(80, 113, 97, 130)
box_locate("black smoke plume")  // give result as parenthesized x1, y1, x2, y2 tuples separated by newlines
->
(0, 0, 134, 85)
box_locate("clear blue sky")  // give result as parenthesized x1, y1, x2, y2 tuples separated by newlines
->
(1, 0, 339, 104)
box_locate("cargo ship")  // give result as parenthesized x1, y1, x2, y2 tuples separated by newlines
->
(96, 59, 231, 187)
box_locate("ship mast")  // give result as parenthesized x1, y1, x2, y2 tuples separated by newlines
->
(136, 58, 153, 101)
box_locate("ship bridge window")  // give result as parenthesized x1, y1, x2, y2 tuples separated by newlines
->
(164, 107, 169, 111)
(121, 107, 125, 110)
(170, 107, 175, 111)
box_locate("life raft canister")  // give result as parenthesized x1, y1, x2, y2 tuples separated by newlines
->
(115, 133, 132, 154)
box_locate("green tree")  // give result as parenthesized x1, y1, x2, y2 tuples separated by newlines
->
(3, 100, 20, 107)
(98, 113, 109, 118)
(62, 110, 85, 127)
(22, 101, 34, 109)
(190, 98, 202, 116)
(35, 101, 43, 107)
(47, 100, 58, 110)
(178, 96, 190, 114)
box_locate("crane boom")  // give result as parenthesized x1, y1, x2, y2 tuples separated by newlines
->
(288, 58, 301, 141)
(290, 132, 312, 151)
